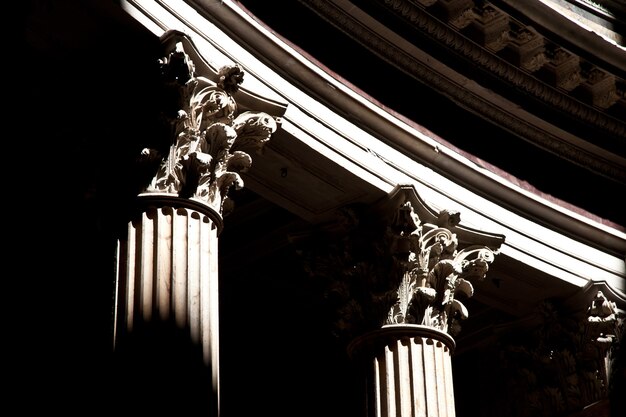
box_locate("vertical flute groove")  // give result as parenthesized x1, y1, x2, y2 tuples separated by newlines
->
(385, 345, 395, 417)
(444, 346, 455, 417)
(379, 352, 388, 417)
(172, 208, 188, 328)
(374, 355, 383, 417)
(124, 221, 135, 333)
(156, 207, 172, 321)
(434, 341, 445, 416)
(397, 339, 411, 417)
(411, 338, 426, 417)
(140, 210, 154, 322)
(188, 212, 201, 345)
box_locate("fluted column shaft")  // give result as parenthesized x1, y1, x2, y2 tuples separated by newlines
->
(113, 196, 221, 410)
(349, 325, 457, 417)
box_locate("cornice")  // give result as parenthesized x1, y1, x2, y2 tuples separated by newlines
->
(159, 0, 626, 255)
(298, 0, 626, 183)
(495, 0, 626, 74)
(380, 0, 625, 134)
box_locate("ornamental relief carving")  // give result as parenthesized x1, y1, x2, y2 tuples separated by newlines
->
(137, 37, 279, 216)
(292, 188, 500, 342)
(376, 0, 624, 133)
(299, 0, 626, 181)
(384, 204, 495, 337)
(483, 295, 623, 417)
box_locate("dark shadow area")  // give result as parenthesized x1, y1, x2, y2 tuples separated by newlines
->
(111, 321, 215, 416)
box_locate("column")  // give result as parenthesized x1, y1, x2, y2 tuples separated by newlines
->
(111, 31, 278, 415)
(114, 198, 221, 368)
(295, 186, 503, 417)
(349, 325, 457, 417)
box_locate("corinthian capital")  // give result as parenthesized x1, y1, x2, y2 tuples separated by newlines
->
(294, 185, 504, 341)
(384, 202, 497, 336)
(138, 32, 279, 216)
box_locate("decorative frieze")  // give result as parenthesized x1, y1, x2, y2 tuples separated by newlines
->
(304, 0, 626, 182)
(577, 67, 618, 109)
(540, 46, 581, 91)
(464, 5, 510, 51)
(501, 24, 546, 72)
(431, 0, 475, 29)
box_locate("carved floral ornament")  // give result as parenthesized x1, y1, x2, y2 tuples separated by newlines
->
(295, 193, 501, 341)
(385, 203, 495, 336)
(137, 40, 279, 216)
(487, 292, 624, 417)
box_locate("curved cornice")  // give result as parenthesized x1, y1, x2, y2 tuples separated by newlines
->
(494, 0, 626, 76)
(378, 0, 625, 134)
(299, 0, 626, 183)
(173, 0, 625, 254)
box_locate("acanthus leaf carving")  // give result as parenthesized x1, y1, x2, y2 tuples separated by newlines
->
(294, 189, 501, 342)
(488, 295, 624, 416)
(385, 205, 496, 336)
(138, 40, 279, 215)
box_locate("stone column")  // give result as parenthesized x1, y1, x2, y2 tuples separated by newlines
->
(348, 325, 457, 417)
(295, 185, 504, 417)
(114, 197, 221, 370)
(112, 31, 278, 415)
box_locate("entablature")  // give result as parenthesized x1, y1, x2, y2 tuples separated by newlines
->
(121, 0, 626, 323)
(298, 0, 626, 184)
